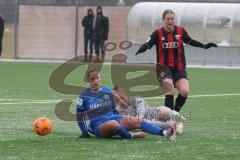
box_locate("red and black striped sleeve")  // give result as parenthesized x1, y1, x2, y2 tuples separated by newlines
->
(145, 30, 158, 49)
(182, 28, 205, 48)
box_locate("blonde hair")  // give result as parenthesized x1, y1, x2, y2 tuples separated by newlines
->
(113, 85, 128, 97)
(162, 9, 175, 20)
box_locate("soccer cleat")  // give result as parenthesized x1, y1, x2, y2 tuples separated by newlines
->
(165, 123, 177, 141)
(173, 111, 187, 123)
(179, 115, 187, 123)
(131, 132, 147, 138)
(176, 122, 184, 134)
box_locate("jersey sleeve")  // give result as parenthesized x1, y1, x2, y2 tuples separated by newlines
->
(110, 94, 118, 115)
(133, 96, 148, 120)
(145, 30, 158, 49)
(182, 28, 204, 48)
(104, 87, 119, 115)
(76, 97, 88, 134)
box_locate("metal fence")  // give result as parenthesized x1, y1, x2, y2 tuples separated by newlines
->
(0, 0, 131, 59)
(1, 0, 240, 66)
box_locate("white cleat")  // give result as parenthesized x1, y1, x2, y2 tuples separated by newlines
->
(179, 115, 187, 123)
(172, 111, 187, 123)
(176, 122, 184, 134)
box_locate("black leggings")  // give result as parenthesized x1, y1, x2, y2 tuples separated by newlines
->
(94, 38, 105, 60)
(84, 37, 93, 55)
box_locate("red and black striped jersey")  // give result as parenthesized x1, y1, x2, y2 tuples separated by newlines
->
(145, 25, 204, 71)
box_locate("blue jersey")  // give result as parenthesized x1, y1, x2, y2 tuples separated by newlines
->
(76, 86, 117, 134)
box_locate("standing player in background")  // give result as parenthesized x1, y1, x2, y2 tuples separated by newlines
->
(76, 69, 176, 140)
(135, 9, 217, 112)
(0, 12, 4, 57)
(93, 6, 109, 62)
(82, 8, 94, 62)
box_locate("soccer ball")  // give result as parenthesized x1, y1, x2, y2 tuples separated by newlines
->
(32, 117, 52, 136)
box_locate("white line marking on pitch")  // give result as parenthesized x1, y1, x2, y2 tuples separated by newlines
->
(0, 101, 60, 105)
(144, 93, 240, 100)
(0, 98, 60, 101)
(0, 93, 240, 105)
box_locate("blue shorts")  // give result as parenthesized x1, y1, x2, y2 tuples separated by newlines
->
(91, 114, 122, 138)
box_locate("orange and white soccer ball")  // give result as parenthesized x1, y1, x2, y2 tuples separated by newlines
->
(32, 117, 52, 136)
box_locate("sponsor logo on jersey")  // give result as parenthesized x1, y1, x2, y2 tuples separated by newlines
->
(162, 42, 179, 49)
(77, 98, 83, 106)
(89, 101, 111, 110)
(175, 34, 180, 40)
(103, 94, 110, 100)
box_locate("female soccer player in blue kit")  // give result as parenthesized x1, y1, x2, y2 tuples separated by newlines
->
(76, 69, 176, 140)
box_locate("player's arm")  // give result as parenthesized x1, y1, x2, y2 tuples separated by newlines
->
(135, 97, 149, 120)
(111, 98, 119, 115)
(135, 30, 158, 55)
(81, 16, 88, 27)
(109, 89, 119, 115)
(76, 97, 91, 138)
(182, 28, 217, 49)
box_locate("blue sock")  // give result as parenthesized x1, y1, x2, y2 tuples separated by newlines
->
(140, 121, 164, 136)
(117, 127, 132, 139)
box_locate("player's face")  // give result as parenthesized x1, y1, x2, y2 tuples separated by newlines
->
(88, 72, 101, 91)
(97, 8, 102, 14)
(163, 13, 175, 31)
(114, 92, 130, 108)
(88, 10, 93, 16)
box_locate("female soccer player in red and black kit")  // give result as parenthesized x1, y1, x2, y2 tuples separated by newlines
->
(135, 9, 217, 112)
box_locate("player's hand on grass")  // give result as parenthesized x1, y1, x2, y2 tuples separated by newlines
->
(79, 133, 91, 138)
(204, 43, 218, 49)
(135, 44, 148, 55)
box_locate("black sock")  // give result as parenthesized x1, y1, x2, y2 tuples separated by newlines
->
(175, 94, 187, 112)
(165, 95, 174, 110)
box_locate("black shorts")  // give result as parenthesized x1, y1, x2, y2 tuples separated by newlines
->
(156, 68, 188, 83)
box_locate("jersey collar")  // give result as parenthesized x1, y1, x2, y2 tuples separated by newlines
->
(90, 87, 102, 93)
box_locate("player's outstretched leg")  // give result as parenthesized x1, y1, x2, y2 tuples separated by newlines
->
(120, 116, 176, 140)
(98, 120, 146, 139)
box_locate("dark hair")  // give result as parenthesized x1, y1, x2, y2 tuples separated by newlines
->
(162, 9, 175, 20)
(87, 8, 93, 13)
(86, 68, 100, 81)
(97, 6, 102, 11)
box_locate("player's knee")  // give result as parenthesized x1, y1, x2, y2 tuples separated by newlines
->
(109, 121, 121, 132)
(180, 88, 189, 97)
(164, 83, 174, 93)
(134, 119, 142, 128)
(101, 120, 120, 131)
(124, 116, 141, 129)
